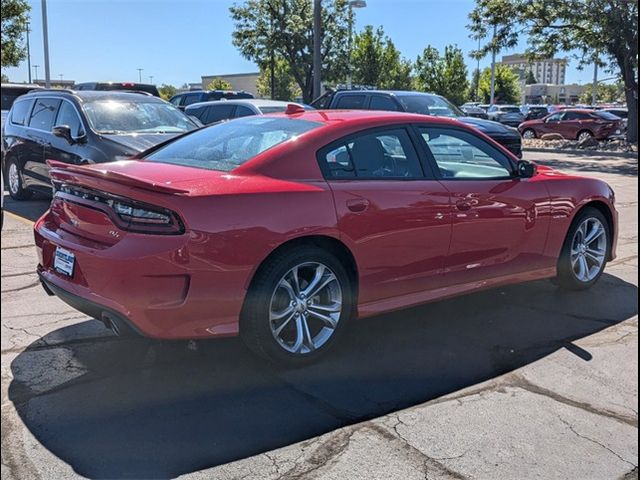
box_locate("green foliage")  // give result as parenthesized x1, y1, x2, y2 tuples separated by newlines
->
(158, 84, 177, 101)
(230, 0, 351, 103)
(257, 57, 301, 100)
(414, 44, 469, 105)
(350, 25, 412, 90)
(1, 0, 30, 68)
(468, 0, 638, 141)
(206, 78, 233, 91)
(478, 64, 521, 104)
(579, 82, 625, 104)
(1, 73, 9, 83)
(525, 70, 538, 84)
(468, 68, 481, 102)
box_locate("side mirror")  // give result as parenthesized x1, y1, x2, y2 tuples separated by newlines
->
(517, 160, 537, 179)
(52, 125, 74, 144)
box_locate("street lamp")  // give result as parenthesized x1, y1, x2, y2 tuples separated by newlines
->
(137, 68, 143, 83)
(346, 0, 366, 88)
(149, 75, 154, 84)
(33, 65, 40, 82)
(26, 22, 32, 83)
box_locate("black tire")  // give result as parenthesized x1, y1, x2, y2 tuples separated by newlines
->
(5, 157, 33, 201)
(241, 245, 354, 366)
(556, 207, 610, 290)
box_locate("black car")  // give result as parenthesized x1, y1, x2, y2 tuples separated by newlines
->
(460, 105, 489, 119)
(169, 90, 255, 111)
(523, 105, 550, 121)
(74, 81, 160, 97)
(312, 90, 522, 157)
(3, 89, 198, 200)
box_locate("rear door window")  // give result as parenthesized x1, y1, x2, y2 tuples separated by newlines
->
(182, 94, 203, 107)
(235, 105, 256, 117)
(9, 98, 34, 125)
(28, 98, 61, 131)
(204, 104, 236, 124)
(369, 95, 400, 111)
(335, 94, 367, 109)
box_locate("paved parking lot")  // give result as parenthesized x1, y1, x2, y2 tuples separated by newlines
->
(1, 150, 637, 480)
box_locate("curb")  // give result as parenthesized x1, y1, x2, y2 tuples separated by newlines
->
(523, 147, 639, 159)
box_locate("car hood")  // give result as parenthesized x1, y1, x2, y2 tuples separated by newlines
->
(101, 132, 183, 153)
(457, 117, 520, 136)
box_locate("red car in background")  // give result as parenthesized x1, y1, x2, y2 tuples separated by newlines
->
(35, 109, 618, 365)
(518, 109, 623, 141)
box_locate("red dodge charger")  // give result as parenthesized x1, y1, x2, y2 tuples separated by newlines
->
(34, 108, 618, 364)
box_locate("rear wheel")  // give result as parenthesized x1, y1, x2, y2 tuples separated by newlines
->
(241, 246, 353, 366)
(556, 208, 609, 290)
(577, 130, 594, 142)
(522, 128, 537, 139)
(6, 158, 33, 201)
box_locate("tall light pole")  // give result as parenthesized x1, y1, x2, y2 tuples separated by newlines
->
(33, 65, 40, 82)
(489, 24, 497, 105)
(26, 22, 32, 83)
(346, 0, 366, 89)
(312, 0, 322, 101)
(475, 34, 481, 102)
(149, 75, 154, 84)
(137, 68, 143, 83)
(591, 57, 599, 106)
(59, 73, 64, 83)
(41, 0, 51, 87)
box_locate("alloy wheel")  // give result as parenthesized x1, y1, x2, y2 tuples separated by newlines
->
(522, 129, 536, 139)
(578, 131, 593, 142)
(570, 217, 607, 283)
(269, 262, 342, 354)
(8, 163, 20, 195)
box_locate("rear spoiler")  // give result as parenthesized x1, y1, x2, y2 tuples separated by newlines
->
(47, 160, 190, 195)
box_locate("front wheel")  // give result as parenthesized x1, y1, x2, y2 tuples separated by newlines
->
(241, 246, 353, 366)
(522, 129, 537, 139)
(577, 130, 594, 142)
(6, 159, 33, 201)
(556, 208, 610, 290)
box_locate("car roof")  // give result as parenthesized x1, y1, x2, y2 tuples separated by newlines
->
(23, 89, 164, 103)
(265, 109, 463, 127)
(186, 99, 303, 109)
(561, 108, 597, 113)
(334, 89, 439, 97)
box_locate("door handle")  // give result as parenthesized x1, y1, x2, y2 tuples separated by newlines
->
(455, 200, 473, 211)
(346, 199, 370, 213)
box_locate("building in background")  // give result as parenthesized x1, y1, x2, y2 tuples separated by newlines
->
(501, 54, 567, 85)
(524, 83, 586, 104)
(200, 72, 260, 96)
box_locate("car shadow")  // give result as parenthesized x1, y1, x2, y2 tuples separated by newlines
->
(2, 193, 51, 223)
(532, 154, 638, 177)
(8, 273, 637, 479)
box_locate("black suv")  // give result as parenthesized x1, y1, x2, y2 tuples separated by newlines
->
(3, 89, 198, 200)
(169, 90, 255, 111)
(312, 90, 522, 157)
(75, 82, 160, 97)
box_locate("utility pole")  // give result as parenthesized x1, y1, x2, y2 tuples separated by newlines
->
(592, 59, 598, 106)
(137, 68, 143, 83)
(476, 35, 481, 101)
(489, 24, 497, 105)
(59, 73, 64, 83)
(149, 75, 154, 84)
(33, 65, 40, 82)
(312, 0, 322, 101)
(41, 0, 51, 87)
(26, 22, 32, 83)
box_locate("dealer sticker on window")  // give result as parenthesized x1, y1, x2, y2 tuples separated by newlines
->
(54, 247, 75, 277)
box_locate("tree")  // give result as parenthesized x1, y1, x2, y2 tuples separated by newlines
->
(414, 44, 469, 105)
(350, 25, 412, 89)
(468, 68, 481, 102)
(525, 70, 538, 84)
(477, 64, 521, 103)
(1, 73, 9, 83)
(1, 0, 30, 68)
(158, 84, 177, 100)
(256, 57, 301, 100)
(579, 82, 625, 104)
(230, 0, 351, 103)
(206, 78, 233, 90)
(468, 0, 638, 142)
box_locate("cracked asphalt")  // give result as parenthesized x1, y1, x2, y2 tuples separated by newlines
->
(1, 150, 638, 480)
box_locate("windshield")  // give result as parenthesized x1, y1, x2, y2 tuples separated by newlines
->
(594, 111, 622, 121)
(397, 95, 463, 118)
(145, 116, 322, 172)
(83, 100, 196, 134)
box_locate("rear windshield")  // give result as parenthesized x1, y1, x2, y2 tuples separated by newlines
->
(96, 83, 160, 96)
(145, 116, 321, 172)
(594, 111, 622, 121)
(397, 95, 463, 118)
(499, 106, 522, 113)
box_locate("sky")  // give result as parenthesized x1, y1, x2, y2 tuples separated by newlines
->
(3, 0, 600, 87)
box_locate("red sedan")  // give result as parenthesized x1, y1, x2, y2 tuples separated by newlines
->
(34, 109, 618, 364)
(518, 109, 623, 141)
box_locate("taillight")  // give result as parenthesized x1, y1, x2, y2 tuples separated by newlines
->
(56, 183, 185, 235)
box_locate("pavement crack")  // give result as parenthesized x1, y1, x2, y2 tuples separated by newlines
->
(1, 280, 41, 294)
(1, 271, 36, 279)
(556, 414, 637, 469)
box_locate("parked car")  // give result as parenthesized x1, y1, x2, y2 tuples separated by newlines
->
(601, 108, 629, 131)
(185, 99, 308, 125)
(34, 109, 617, 365)
(486, 104, 525, 126)
(2, 83, 42, 133)
(460, 105, 489, 119)
(518, 109, 624, 141)
(3, 90, 198, 200)
(522, 105, 550, 121)
(74, 82, 160, 97)
(169, 90, 255, 111)
(312, 90, 523, 157)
